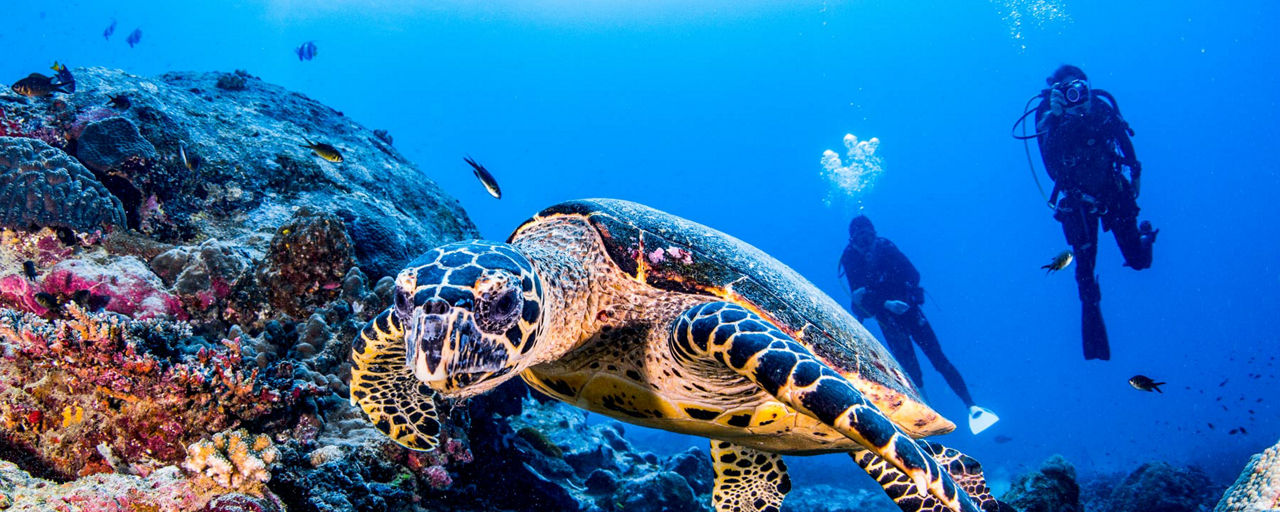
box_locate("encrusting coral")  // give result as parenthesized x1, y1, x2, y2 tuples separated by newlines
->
(0, 137, 126, 233)
(1215, 438, 1280, 512)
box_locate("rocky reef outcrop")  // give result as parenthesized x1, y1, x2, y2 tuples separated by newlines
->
(1216, 438, 1280, 512)
(1001, 455, 1083, 512)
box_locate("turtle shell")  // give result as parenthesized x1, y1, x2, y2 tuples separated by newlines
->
(510, 198, 951, 435)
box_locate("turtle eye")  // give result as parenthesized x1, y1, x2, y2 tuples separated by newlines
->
(475, 286, 522, 333)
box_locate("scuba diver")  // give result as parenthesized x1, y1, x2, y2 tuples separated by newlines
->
(838, 215, 999, 434)
(1013, 65, 1158, 361)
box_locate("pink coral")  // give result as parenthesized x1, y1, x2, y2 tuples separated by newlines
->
(42, 258, 187, 320)
(424, 465, 452, 489)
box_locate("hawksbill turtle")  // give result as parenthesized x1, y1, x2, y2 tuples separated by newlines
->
(350, 199, 1006, 512)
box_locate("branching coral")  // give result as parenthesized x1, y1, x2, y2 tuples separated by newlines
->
(0, 305, 322, 479)
(1216, 438, 1280, 512)
(184, 429, 280, 491)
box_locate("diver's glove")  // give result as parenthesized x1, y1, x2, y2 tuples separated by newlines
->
(852, 287, 867, 307)
(884, 300, 910, 315)
(1047, 88, 1067, 118)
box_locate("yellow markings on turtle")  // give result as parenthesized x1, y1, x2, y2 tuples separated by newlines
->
(748, 402, 789, 428)
(710, 440, 790, 512)
(521, 370, 589, 402)
(575, 374, 681, 420)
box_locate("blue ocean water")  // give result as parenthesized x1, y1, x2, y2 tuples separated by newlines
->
(4, 0, 1276, 493)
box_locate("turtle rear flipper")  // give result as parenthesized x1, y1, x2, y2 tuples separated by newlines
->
(853, 442, 1008, 512)
(671, 301, 974, 512)
(710, 440, 790, 512)
(350, 308, 442, 451)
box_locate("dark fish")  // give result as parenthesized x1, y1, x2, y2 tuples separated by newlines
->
(301, 138, 343, 163)
(295, 40, 318, 61)
(1229, 428, 1239, 435)
(993, 435, 1013, 444)
(22, 260, 37, 280)
(50, 61, 75, 93)
(11, 73, 72, 97)
(1241, 427, 1248, 435)
(1128, 375, 1164, 393)
(34, 292, 59, 311)
(86, 293, 110, 312)
(106, 93, 131, 110)
(1219, 378, 1229, 387)
(103, 19, 117, 40)
(71, 289, 90, 306)
(464, 155, 502, 199)
(1208, 423, 1214, 430)
(127, 28, 142, 48)
(1041, 249, 1073, 274)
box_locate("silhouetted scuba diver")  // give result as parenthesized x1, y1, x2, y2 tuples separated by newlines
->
(1013, 64, 1158, 361)
(838, 215, 999, 434)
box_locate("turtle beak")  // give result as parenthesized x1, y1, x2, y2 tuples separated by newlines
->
(407, 308, 508, 397)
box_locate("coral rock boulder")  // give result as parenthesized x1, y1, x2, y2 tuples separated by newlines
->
(0, 136, 126, 233)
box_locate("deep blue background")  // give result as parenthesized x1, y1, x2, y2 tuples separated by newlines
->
(4, 0, 1277, 492)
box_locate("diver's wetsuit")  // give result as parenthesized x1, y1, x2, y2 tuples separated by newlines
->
(1036, 91, 1153, 361)
(839, 238, 975, 407)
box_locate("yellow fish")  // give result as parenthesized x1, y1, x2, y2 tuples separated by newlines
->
(1041, 249, 1073, 274)
(301, 137, 343, 163)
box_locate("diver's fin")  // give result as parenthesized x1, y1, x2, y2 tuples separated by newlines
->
(710, 440, 790, 512)
(967, 406, 999, 435)
(1081, 301, 1109, 360)
(350, 308, 442, 451)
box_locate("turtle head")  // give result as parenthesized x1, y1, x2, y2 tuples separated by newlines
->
(393, 240, 543, 399)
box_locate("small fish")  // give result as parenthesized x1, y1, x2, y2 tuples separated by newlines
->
(1208, 423, 1214, 430)
(86, 293, 110, 312)
(1128, 374, 1165, 393)
(11, 73, 72, 97)
(464, 155, 502, 199)
(50, 61, 75, 93)
(34, 292, 59, 311)
(22, 260, 37, 280)
(301, 137, 343, 163)
(295, 40, 318, 61)
(1240, 427, 1248, 435)
(1041, 249, 1073, 274)
(179, 142, 201, 170)
(1219, 378, 1229, 387)
(106, 93, 131, 110)
(127, 28, 142, 48)
(993, 435, 1013, 444)
(71, 289, 91, 306)
(103, 19, 117, 40)
(1229, 428, 1239, 435)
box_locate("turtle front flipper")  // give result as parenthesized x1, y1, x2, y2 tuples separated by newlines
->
(854, 442, 1005, 512)
(671, 302, 975, 512)
(350, 308, 442, 451)
(919, 441, 1005, 511)
(710, 440, 790, 512)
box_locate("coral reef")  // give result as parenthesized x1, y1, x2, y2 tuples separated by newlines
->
(1000, 454, 1082, 512)
(1103, 461, 1218, 512)
(0, 137, 126, 233)
(1216, 438, 1280, 512)
(781, 484, 899, 512)
(1, 66, 477, 273)
(258, 209, 355, 317)
(0, 459, 284, 512)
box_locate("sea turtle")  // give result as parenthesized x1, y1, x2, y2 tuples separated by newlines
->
(350, 199, 1005, 512)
